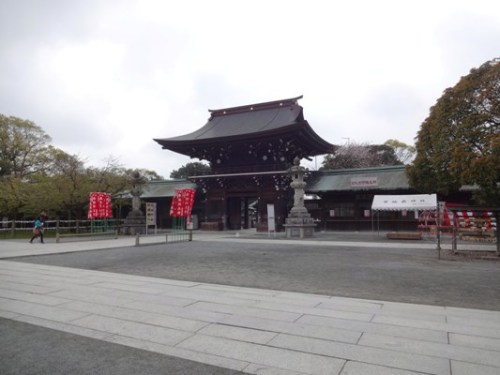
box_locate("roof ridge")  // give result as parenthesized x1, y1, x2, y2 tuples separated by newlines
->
(208, 96, 303, 117)
(321, 165, 406, 174)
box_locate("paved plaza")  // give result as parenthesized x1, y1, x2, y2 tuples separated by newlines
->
(0, 231, 499, 374)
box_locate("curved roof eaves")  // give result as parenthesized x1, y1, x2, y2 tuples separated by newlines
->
(156, 105, 303, 143)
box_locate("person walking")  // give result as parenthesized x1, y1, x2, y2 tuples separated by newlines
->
(29, 211, 46, 244)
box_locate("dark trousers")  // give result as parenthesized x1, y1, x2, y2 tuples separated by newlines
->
(30, 230, 44, 243)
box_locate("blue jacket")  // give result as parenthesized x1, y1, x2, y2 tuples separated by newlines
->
(34, 218, 44, 230)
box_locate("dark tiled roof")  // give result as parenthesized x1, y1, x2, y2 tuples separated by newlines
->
(154, 96, 333, 157)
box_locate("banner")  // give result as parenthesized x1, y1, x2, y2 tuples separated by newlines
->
(88, 192, 112, 219)
(169, 189, 196, 220)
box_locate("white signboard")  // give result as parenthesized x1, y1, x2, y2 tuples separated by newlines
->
(146, 202, 157, 226)
(267, 204, 275, 232)
(351, 177, 378, 188)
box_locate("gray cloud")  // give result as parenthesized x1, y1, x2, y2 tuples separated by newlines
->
(436, 10, 500, 83)
(1, 0, 499, 177)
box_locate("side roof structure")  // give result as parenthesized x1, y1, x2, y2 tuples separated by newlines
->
(307, 165, 411, 193)
(120, 180, 196, 199)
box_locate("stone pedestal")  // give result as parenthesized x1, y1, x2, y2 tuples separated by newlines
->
(284, 213, 316, 238)
(123, 210, 146, 235)
(283, 157, 315, 238)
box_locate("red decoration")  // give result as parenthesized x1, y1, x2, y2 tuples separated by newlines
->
(169, 194, 179, 216)
(88, 192, 112, 219)
(169, 189, 196, 220)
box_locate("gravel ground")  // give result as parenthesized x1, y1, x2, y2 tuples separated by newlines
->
(15, 239, 500, 310)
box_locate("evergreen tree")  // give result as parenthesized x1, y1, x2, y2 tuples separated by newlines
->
(407, 58, 500, 205)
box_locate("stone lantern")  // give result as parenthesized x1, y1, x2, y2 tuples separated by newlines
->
(123, 170, 146, 235)
(284, 157, 315, 238)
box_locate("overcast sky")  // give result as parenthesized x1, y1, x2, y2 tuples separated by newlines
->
(1, 0, 499, 177)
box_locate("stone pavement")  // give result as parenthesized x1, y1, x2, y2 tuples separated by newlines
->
(1, 233, 499, 374)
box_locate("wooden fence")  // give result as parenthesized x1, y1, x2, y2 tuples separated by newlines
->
(0, 219, 123, 238)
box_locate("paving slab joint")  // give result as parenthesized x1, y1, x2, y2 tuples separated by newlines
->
(338, 359, 349, 374)
(355, 332, 364, 345)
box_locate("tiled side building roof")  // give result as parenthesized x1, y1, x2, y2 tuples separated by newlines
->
(121, 179, 197, 199)
(307, 165, 410, 193)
